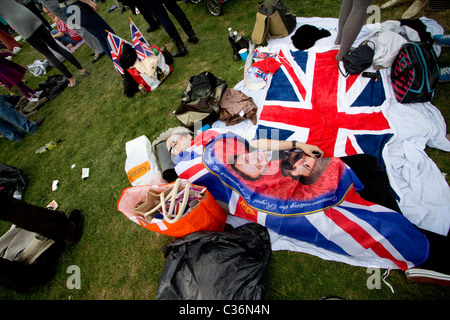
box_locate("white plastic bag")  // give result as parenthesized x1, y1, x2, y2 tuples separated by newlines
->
(27, 60, 49, 77)
(125, 135, 166, 186)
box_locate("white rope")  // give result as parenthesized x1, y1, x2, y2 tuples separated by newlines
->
(382, 268, 395, 294)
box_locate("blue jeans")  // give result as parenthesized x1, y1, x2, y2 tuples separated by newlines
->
(51, 29, 81, 45)
(0, 96, 37, 141)
(62, 1, 114, 58)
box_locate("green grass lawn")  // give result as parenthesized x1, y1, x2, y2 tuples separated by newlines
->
(0, 0, 449, 301)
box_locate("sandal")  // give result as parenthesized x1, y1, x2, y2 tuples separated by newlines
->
(80, 70, 90, 76)
(68, 80, 79, 88)
(92, 52, 105, 64)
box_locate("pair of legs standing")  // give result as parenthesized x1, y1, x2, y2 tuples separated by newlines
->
(335, 0, 372, 61)
(141, 0, 198, 57)
(61, 1, 115, 60)
(25, 25, 88, 87)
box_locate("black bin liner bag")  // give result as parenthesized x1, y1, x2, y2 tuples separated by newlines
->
(156, 223, 271, 300)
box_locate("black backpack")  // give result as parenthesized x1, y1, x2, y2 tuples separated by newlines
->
(391, 42, 439, 104)
(339, 41, 375, 76)
(175, 72, 227, 130)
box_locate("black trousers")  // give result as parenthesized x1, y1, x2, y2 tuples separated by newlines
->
(25, 25, 83, 79)
(0, 191, 70, 292)
(0, 191, 73, 242)
(141, 0, 192, 40)
(23, 1, 53, 31)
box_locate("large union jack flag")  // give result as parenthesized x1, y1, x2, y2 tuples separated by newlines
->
(255, 48, 394, 166)
(171, 49, 430, 270)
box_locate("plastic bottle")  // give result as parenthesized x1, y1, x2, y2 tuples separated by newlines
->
(233, 31, 238, 42)
(35, 139, 62, 154)
(228, 27, 234, 39)
(234, 31, 242, 42)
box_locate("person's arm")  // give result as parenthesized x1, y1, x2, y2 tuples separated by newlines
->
(248, 139, 324, 158)
(53, 20, 66, 38)
(52, 31, 65, 38)
(79, 0, 98, 11)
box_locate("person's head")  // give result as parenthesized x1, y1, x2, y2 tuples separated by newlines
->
(229, 151, 270, 181)
(280, 150, 316, 178)
(43, 7, 56, 20)
(165, 128, 192, 156)
(280, 150, 332, 186)
(280, 151, 331, 185)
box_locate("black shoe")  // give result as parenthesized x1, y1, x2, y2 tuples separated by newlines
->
(66, 210, 84, 246)
(171, 39, 188, 57)
(147, 25, 160, 32)
(172, 47, 188, 57)
(171, 35, 188, 58)
(186, 35, 199, 44)
(92, 52, 105, 64)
